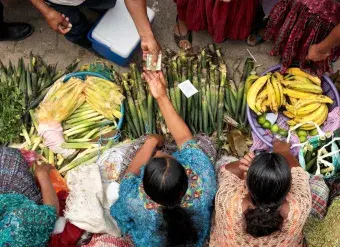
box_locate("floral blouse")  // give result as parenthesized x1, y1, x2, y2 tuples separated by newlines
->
(210, 167, 312, 247)
(0, 194, 57, 247)
(110, 140, 217, 247)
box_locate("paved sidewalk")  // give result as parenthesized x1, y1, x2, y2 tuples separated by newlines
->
(1, 0, 339, 74)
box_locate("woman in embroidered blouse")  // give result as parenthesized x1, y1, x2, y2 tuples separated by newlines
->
(210, 140, 312, 247)
(0, 147, 59, 246)
(110, 71, 216, 247)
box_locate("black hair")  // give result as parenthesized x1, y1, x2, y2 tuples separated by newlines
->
(143, 157, 198, 247)
(244, 152, 292, 237)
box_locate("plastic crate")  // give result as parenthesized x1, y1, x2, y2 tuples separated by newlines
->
(247, 64, 340, 147)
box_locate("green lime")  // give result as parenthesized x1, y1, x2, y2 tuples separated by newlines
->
(278, 129, 288, 137)
(297, 129, 308, 137)
(299, 135, 307, 143)
(257, 115, 266, 125)
(270, 124, 279, 133)
(309, 128, 319, 136)
(262, 120, 271, 129)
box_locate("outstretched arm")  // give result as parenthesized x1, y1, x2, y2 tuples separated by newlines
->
(125, 0, 160, 64)
(143, 71, 193, 148)
(29, 0, 71, 34)
(307, 23, 340, 61)
(35, 162, 60, 215)
(125, 135, 164, 176)
(272, 140, 299, 168)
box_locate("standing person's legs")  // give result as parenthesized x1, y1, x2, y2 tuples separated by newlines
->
(0, 1, 3, 26)
(47, 2, 92, 48)
(0, 1, 33, 41)
(82, 0, 117, 13)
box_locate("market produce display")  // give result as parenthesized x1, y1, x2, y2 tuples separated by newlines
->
(0, 54, 79, 144)
(247, 68, 334, 136)
(5, 49, 338, 178)
(10, 73, 125, 175)
(122, 46, 255, 141)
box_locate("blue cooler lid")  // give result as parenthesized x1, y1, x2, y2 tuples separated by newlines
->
(92, 0, 155, 59)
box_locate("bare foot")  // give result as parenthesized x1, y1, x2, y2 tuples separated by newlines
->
(247, 29, 265, 46)
(174, 20, 192, 50)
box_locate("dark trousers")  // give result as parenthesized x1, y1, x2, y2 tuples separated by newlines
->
(47, 0, 116, 47)
(0, 2, 4, 31)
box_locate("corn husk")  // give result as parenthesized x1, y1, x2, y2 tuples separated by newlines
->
(37, 77, 86, 123)
(84, 76, 125, 120)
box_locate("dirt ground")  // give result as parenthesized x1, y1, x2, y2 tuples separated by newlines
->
(1, 0, 339, 74)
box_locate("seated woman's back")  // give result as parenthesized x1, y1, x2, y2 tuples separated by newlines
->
(111, 140, 216, 247)
(210, 147, 312, 247)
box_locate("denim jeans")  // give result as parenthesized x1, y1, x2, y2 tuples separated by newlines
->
(46, 0, 116, 48)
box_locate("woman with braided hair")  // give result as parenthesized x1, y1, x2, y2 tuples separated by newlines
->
(110, 70, 216, 247)
(210, 140, 312, 246)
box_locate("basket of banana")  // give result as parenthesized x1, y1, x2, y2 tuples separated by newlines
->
(247, 64, 340, 147)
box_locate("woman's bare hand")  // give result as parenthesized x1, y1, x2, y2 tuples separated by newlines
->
(239, 152, 255, 177)
(34, 162, 53, 180)
(142, 71, 167, 99)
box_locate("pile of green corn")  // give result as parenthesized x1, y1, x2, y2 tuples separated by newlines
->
(1, 54, 80, 120)
(62, 102, 117, 143)
(0, 54, 80, 145)
(122, 45, 255, 139)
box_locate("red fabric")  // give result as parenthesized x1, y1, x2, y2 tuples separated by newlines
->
(49, 222, 84, 247)
(265, 0, 340, 76)
(48, 191, 85, 247)
(175, 0, 259, 43)
(57, 190, 68, 214)
(20, 149, 39, 168)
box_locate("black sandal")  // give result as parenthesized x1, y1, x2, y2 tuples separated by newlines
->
(174, 16, 192, 50)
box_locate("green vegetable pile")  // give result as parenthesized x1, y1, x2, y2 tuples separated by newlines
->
(120, 45, 255, 140)
(0, 54, 80, 145)
(0, 82, 25, 144)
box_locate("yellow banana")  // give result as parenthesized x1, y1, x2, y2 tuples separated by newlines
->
(287, 119, 297, 126)
(274, 72, 284, 82)
(255, 89, 268, 113)
(267, 80, 278, 113)
(299, 107, 328, 130)
(293, 104, 328, 129)
(285, 81, 323, 94)
(285, 104, 295, 113)
(295, 103, 321, 116)
(282, 95, 286, 106)
(247, 74, 270, 115)
(290, 75, 314, 85)
(261, 99, 270, 113)
(283, 88, 319, 99)
(277, 78, 284, 106)
(280, 80, 291, 87)
(283, 111, 295, 119)
(286, 68, 321, 86)
(271, 76, 281, 108)
(289, 97, 298, 105)
(295, 96, 334, 109)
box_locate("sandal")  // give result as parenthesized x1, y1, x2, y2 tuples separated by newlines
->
(247, 29, 265, 47)
(174, 16, 192, 50)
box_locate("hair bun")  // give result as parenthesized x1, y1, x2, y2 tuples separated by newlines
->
(244, 207, 284, 237)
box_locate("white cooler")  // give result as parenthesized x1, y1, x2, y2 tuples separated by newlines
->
(88, 0, 155, 66)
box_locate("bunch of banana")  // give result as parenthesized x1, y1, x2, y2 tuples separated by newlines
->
(247, 67, 334, 130)
(247, 72, 286, 115)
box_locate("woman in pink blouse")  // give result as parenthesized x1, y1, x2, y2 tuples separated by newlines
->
(210, 140, 312, 247)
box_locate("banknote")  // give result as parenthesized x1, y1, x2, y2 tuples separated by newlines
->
(146, 54, 162, 71)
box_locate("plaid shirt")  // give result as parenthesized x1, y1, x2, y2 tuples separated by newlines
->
(309, 175, 329, 219)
